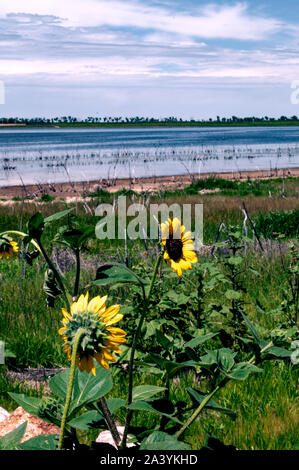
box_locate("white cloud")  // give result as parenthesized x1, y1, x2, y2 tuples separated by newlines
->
(0, 1, 281, 40)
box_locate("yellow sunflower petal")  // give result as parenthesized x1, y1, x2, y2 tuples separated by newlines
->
(181, 231, 192, 243)
(172, 218, 181, 237)
(103, 350, 117, 362)
(106, 327, 127, 336)
(104, 314, 124, 326)
(88, 295, 107, 314)
(77, 293, 89, 312)
(101, 305, 120, 319)
(95, 352, 109, 369)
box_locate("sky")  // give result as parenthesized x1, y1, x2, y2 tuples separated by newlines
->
(0, 0, 299, 119)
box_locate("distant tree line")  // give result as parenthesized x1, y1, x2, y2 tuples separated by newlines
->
(0, 115, 298, 126)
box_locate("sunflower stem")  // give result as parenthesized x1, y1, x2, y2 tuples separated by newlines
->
(120, 252, 162, 449)
(58, 328, 86, 450)
(98, 397, 121, 449)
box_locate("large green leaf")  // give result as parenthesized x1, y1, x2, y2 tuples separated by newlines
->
(49, 369, 72, 401)
(106, 398, 126, 413)
(132, 385, 166, 402)
(0, 421, 27, 450)
(140, 432, 190, 450)
(225, 362, 263, 380)
(240, 312, 267, 348)
(27, 212, 44, 240)
(262, 346, 292, 359)
(18, 434, 59, 450)
(145, 353, 197, 377)
(49, 364, 113, 415)
(187, 388, 237, 419)
(44, 208, 74, 226)
(68, 411, 103, 430)
(8, 393, 42, 416)
(94, 264, 144, 287)
(127, 401, 182, 425)
(184, 332, 218, 350)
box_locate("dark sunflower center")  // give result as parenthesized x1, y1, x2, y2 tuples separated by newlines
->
(166, 238, 183, 262)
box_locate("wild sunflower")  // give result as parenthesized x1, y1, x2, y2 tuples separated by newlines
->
(0, 235, 19, 260)
(59, 292, 126, 375)
(161, 217, 198, 277)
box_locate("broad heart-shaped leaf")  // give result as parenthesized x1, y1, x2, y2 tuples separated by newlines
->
(18, 434, 59, 450)
(68, 410, 104, 431)
(140, 432, 190, 450)
(187, 388, 237, 420)
(127, 401, 182, 425)
(184, 332, 218, 350)
(94, 264, 144, 287)
(0, 421, 27, 450)
(49, 363, 113, 415)
(132, 385, 166, 402)
(144, 353, 197, 377)
(8, 393, 42, 416)
(224, 362, 263, 380)
(44, 208, 74, 226)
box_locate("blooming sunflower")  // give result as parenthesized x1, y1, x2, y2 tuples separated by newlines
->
(59, 292, 126, 375)
(161, 217, 198, 277)
(0, 235, 19, 260)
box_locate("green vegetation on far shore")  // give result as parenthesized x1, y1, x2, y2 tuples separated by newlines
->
(1, 114, 299, 129)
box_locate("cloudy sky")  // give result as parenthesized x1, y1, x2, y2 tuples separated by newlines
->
(0, 0, 299, 119)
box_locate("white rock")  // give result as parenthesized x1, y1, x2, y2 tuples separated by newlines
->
(0, 407, 10, 423)
(96, 426, 136, 448)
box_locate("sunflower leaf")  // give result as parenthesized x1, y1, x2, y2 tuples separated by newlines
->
(0, 421, 27, 450)
(94, 264, 145, 287)
(49, 364, 113, 415)
(132, 385, 167, 402)
(140, 432, 190, 450)
(8, 393, 42, 416)
(44, 208, 74, 226)
(18, 434, 59, 450)
(68, 411, 104, 430)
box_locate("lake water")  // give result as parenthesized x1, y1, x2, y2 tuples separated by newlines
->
(0, 126, 299, 187)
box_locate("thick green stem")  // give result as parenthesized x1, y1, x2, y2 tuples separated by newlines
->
(120, 253, 162, 449)
(58, 328, 85, 450)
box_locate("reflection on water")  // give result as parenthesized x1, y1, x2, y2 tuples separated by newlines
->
(0, 127, 299, 186)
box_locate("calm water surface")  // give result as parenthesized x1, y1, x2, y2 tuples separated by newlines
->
(0, 126, 298, 186)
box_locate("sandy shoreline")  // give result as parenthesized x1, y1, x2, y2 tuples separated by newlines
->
(0, 167, 298, 200)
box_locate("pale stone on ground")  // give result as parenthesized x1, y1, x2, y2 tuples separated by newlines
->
(0, 407, 10, 423)
(96, 426, 136, 448)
